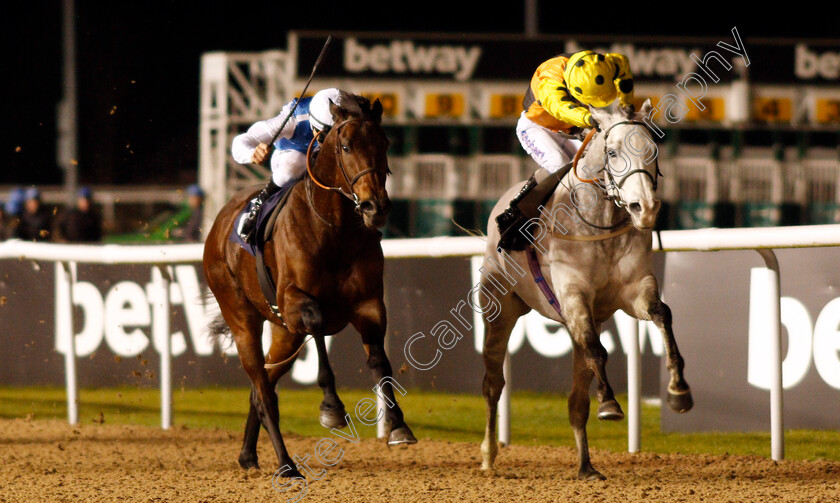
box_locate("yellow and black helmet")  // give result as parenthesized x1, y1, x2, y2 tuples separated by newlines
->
(564, 50, 617, 108)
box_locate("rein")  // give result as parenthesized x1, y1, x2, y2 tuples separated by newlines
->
(306, 118, 379, 210)
(572, 128, 598, 183)
(557, 119, 663, 237)
(572, 120, 661, 197)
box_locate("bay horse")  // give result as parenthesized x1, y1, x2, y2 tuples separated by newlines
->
(480, 100, 693, 480)
(203, 95, 416, 477)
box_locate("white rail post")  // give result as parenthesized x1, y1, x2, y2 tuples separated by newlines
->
(153, 265, 173, 430)
(59, 261, 79, 425)
(756, 249, 784, 461)
(498, 350, 511, 446)
(627, 318, 641, 453)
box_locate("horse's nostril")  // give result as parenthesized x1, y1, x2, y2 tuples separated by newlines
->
(359, 201, 377, 214)
(628, 202, 642, 213)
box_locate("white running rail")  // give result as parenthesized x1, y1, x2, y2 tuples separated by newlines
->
(2, 224, 840, 457)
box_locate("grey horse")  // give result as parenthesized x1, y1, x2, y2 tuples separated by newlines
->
(479, 100, 693, 480)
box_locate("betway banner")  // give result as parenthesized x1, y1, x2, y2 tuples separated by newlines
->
(661, 248, 840, 432)
(291, 31, 840, 84)
(3, 249, 838, 432)
(0, 256, 662, 395)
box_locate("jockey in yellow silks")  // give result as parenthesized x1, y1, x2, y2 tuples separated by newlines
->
(496, 50, 636, 251)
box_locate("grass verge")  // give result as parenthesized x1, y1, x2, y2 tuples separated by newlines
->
(1, 386, 838, 461)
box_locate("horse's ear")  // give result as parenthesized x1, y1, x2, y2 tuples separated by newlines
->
(634, 98, 653, 121)
(371, 98, 384, 122)
(328, 99, 347, 122)
(588, 105, 612, 128)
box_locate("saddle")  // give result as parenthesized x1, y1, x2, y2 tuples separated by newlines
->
(228, 181, 300, 323)
(229, 181, 299, 257)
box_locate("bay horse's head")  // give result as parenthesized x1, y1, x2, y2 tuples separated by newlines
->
(587, 99, 662, 230)
(316, 95, 391, 229)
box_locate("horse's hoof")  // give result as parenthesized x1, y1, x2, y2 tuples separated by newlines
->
(319, 407, 348, 429)
(577, 467, 607, 481)
(388, 425, 418, 446)
(597, 400, 625, 421)
(667, 389, 694, 413)
(273, 465, 304, 479)
(238, 456, 260, 470)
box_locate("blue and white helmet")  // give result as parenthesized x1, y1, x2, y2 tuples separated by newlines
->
(309, 88, 352, 132)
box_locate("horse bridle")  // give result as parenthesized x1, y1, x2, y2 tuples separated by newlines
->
(306, 118, 385, 211)
(565, 119, 663, 232)
(599, 120, 663, 207)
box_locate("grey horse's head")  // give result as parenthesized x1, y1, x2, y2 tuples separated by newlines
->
(588, 99, 661, 230)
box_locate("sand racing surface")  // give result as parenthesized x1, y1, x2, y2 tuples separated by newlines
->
(1, 418, 838, 502)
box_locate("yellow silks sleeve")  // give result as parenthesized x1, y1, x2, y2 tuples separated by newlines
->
(606, 53, 635, 107)
(537, 77, 592, 129)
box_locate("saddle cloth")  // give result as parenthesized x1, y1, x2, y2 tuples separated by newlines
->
(228, 181, 298, 257)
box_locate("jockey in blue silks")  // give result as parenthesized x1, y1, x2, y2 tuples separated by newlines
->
(231, 88, 351, 241)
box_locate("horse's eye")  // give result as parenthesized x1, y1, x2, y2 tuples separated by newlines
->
(608, 150, 617, 158)
(342, 144, 350, 152)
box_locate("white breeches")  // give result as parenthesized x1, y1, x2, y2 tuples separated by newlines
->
(270, 149, 307, 188)
(515, 112, 582, 174)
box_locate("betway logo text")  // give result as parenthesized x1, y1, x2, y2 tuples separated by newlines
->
(564, 40, 702, 78)
(344, 38, 482, 81)
(53, 264, 326, 385)
(795, 44, 840, 80)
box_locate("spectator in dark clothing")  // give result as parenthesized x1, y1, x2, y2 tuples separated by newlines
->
(56, 186, 102, 243)
(0, 204, 7, 240)
(15, 188, 52, 241)
(3, 187, 25, 239)
(172, 184, 204, 242)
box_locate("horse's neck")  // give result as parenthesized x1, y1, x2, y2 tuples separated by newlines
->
(307, 148, 357, 230)
(552, 136, 623, 228)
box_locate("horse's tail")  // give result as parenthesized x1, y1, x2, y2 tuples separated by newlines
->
(202, 289, 233, 348)
(208, 312, 229, 339)
(451, 218, 487, 240)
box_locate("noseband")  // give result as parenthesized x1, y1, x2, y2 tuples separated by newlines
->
(572, 120, 662, 208)
(306, 118, 382, 211)
(601, 120, 662, 201)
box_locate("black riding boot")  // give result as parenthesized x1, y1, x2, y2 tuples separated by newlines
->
(237, 180, 280, 242)
(496, 169, 561, 251)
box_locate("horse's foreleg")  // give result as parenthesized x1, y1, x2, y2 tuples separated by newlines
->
(314, 335, 348, 429)
(480, 275, 528, 471)
(283, 285, 325, 336)
(569, 342, 606, 480)
(352, 298, 416, 446)
(629, 276, 693, 413)
(561, 288, 623, 420)
(239, 322, 308, 469)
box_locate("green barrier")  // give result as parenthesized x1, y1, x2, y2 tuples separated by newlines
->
(675, 201, 715, 229)
(808, 202, 840, 225)
(451, 200, 496, 235)
(413, 200, 454, 237)
(382, 199, 411, 238)
(741, 202, 782, 227)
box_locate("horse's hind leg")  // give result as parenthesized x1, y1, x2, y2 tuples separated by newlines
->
(352, 298, 416, 446)
(314, 335, 348, 429)
(570, 342, 606, 480)
(627, 275, 693, 413)
(480, 281, 528, 471)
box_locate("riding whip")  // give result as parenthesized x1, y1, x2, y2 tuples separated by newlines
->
(265, 35, 334, 149)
